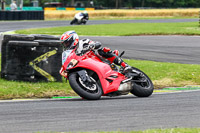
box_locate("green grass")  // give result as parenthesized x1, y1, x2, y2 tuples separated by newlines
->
(0, 78, 76, 100)
(144, 128, 200, 133)
(15, 22, 200, 36)
(1, 56, 200, 99)
(126, 59, 200, 88)
(2, 21, 200, 99)
(36, 128, 200, 133)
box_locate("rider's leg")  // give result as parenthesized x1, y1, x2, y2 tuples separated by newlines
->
(113, 50, 119, 56)
(98, 47, 131, 72)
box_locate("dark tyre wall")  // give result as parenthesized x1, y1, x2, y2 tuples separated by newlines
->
(1, 34, 63, 82)
(0, 11, 44, 20)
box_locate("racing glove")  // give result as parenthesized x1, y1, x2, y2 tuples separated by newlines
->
(89, 41, 101, 50)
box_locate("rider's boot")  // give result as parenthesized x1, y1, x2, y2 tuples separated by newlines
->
(98, 47, 132, 75)
(121, 62, 132, 75)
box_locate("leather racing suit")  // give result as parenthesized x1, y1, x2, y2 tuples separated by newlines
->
(60, 39, 128, 76)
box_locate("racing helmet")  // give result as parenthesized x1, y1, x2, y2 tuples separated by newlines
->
(83, 11, 88, 16)
(60, 31, 79, 50)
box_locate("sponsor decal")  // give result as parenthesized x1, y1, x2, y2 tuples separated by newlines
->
(29, 50, 57, 81)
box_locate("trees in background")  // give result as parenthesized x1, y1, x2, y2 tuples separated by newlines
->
(22, 0, 200, 8)
(94, 0, 200, 8)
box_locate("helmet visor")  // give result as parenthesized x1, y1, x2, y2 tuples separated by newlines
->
(62, 37, 74, 50)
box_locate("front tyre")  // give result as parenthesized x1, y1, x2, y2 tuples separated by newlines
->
(70, 19, 77, 25)
(68, 72, 103, 100)
(130, 67, 154, 97)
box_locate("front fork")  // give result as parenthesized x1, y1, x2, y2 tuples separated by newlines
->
(77, 70, 94, 83)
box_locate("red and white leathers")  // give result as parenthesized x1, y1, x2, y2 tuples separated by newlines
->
(76, 39, 101, 55)
(60, 39, 100, 76)
(60, 39, 130, 76)
(97, 47, 132, 74)
(98, 47, 127, 68)
(74, 38, 126, 68)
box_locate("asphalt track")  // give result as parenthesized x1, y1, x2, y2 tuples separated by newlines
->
(0, 18, 198, 32)
(0, 19, 200, 132)
(0, 91, 200, 133)
(80, 35, 200, 64)
(0, 18, 199, 64)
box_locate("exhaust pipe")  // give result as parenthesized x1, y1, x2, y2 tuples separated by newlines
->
(118, 79, 133, 92)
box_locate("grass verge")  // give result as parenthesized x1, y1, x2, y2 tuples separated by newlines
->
(4, 21, 200, 99)
(1, 54, 200, 99)
(15, 22, 200, 36)
(35, 128, 200, 133)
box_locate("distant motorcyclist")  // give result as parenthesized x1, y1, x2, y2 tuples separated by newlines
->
(59, 31, 131, 77)
(70, 11, 89, 25)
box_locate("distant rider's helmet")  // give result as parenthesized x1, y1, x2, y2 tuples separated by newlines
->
(60, 31, 79, 50)
(83, 11, 88, 16)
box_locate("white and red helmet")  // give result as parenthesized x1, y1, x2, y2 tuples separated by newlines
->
(60, 31, 79, 50)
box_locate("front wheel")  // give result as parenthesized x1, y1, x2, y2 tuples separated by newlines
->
(130, 67, 154, 97)
(68, 71, 103, 100)
(70, 19, 77, 25)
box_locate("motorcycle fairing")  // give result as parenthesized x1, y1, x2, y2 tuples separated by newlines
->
(63, 50, 128, 94)
(76, 58, 127, 94)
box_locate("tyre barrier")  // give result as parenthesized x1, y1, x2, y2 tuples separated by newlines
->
(0, 11, 44, 20)
(1, 34, 63, 82)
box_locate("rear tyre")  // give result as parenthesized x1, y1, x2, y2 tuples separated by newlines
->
(68, 71, 103, 100)
(130, 67, 154, 97)
(81, 19, 87, 24)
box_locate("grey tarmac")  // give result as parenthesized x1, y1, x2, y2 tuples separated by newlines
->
(0, 19, 198, 32)
(0, 19, 200, 64)
(0, 91, 200, 133)
(81, 35, 200, 64)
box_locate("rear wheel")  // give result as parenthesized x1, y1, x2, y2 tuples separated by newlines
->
(81, 19, 87, 24)
(130, 67, 154, 97)
(68, 71, 102, 100)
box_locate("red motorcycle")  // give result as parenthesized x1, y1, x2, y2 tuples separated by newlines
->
(61, 48, 154, 100)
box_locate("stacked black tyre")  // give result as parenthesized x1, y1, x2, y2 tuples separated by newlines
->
(1, 34, 62, 82)
(0, 11, 44, 20)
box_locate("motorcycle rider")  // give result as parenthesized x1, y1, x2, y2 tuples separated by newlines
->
(59, 30, 131, 77)
(70, 11, 89, 25)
